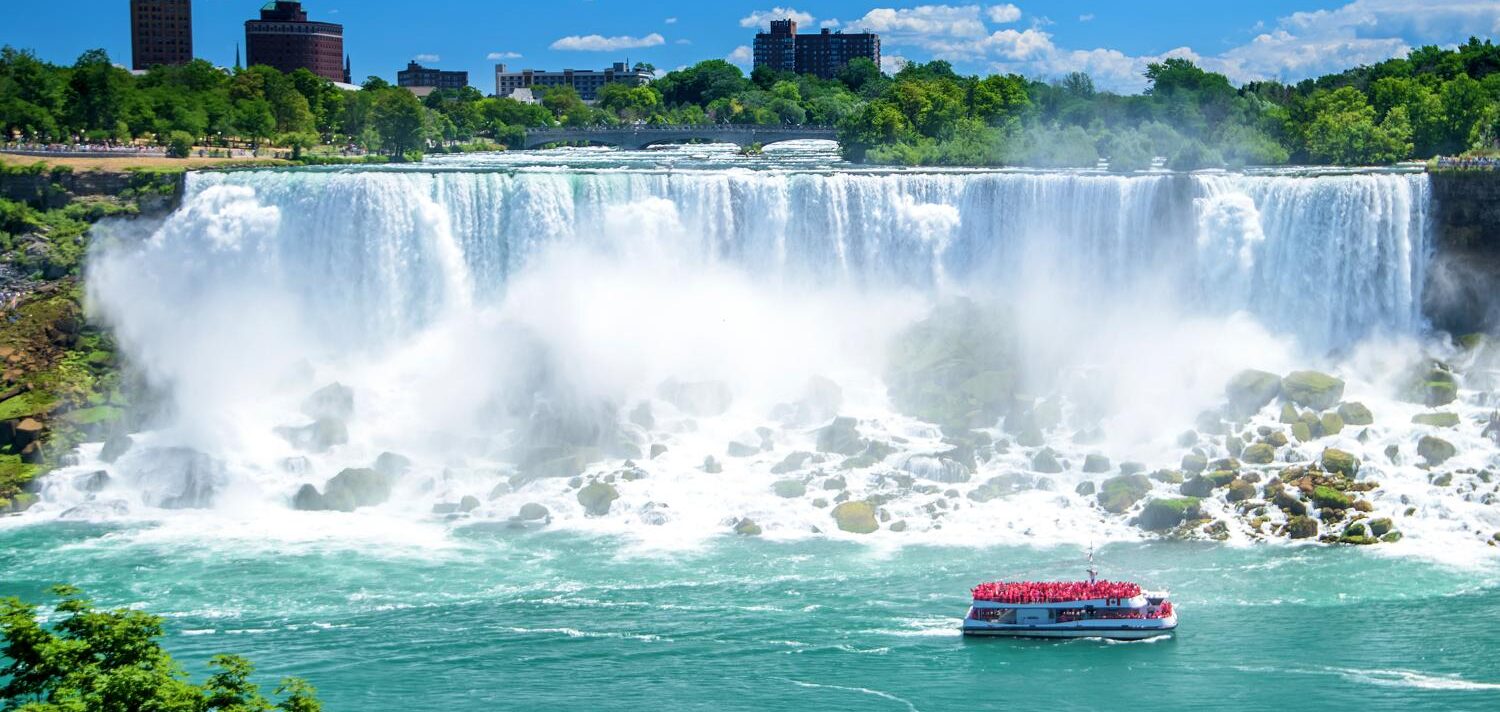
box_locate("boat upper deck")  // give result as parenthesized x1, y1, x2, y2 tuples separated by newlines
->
(971, 580, 1145, 607)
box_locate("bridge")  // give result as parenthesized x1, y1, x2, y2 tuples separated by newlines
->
(519, 124, 838, 150)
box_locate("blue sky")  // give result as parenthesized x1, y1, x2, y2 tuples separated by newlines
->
(4, 1, 1498, 91)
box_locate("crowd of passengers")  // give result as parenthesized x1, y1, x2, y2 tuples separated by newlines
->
(971, 580, 1143, 603)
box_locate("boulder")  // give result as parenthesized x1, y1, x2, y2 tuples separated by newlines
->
(1272, 488, 1308, 517)
(1030, 449, 1064, 474)
(1226, 369, 1282, 417)
(516, 503, 550, 521)
(901, 455, 971, 483)
(1320, 449, 1359, 478)
(657, 379, 733, 417)
(649, 443, 668, 459)
(1286, 515, 1318, 539)
(99, 433, 133, 464)
(1241, 442, 1276, 465)
(1119, 462, 1145, 476)
(1337, 402, 1374, 426)
(1417, 435, 1457, 466)
(831, 500, 879, 534)
(1082, 454, 1111, 473)
(1096, 474, 1151, 514)
(1292, 422, 1313, 442)
(320, 467, 394, 512)
(1226, 479, 1256, 502)
(1310, 485, 1352, 509)
(1151, 469, 1185, 484)
(726, 440, 760, 457)
(275, 418, 349, 454)
(733, 518, 763, 536)
(75, 470, 111, 493)
(577, 482, 620, 516)
(292, 483, 324, 511)
(301, 382, 354, 421)
(1181, 453, 1207, 474)
(1368, 517, 1394, 537)
(1319, 412, 1345, 437)
(1074, 481, 1096, 496)
(815, 417, 866, 456)
(459, 495, 481, 513)
(772, 479, 807, 498)
(1180, 475, 1216, 498)
(1279, 403, 1300, 424)
(12, 418, 44, 448)
(770, 451, 812, 474)
(373, 452, 412, 479)
(702, 456, 723, 474)
(1411, 412, 1460, 428)
(1137, 498, 1200, 532)
(135, 447, 225, 509)
(1281, 371, 1345, 411)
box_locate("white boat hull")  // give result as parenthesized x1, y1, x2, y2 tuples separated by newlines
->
(962, 616, 1177, 640)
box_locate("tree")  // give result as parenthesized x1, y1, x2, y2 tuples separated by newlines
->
(837, 57, 882, 93)
(1, 585, 321, 712)
(65, 49, 133, 135)
(371, 87, 428, 156)
(1304, 86, 1411, 164)
(231, 98, 276, 148)
(1439, 75, 1490, 153)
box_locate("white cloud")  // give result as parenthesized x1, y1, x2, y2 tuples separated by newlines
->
(740, 7, 816, 29)
(665, 17, 677, 24)
(986, 4, 1022, 24)
(877, 0, 1500, 91)
(1079, 13, 1095, 22)
(846, 6, 988, 39)
(727, 45, 754, 68)
(881, 54, 910, 75)
(820, 18, 842, 29)
(549, 33, 666, 51)
(487, 51, 522, 61)
(413, 53, 440, 63)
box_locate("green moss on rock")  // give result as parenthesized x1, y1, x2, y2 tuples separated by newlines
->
(1411, 412, 1460, 428)
(1320, 449, 1359, 478)
(1281, 371, 1345, 410)
(1097, 474, 1151, 513)
(1137, 497, 1201, 532)
(1311, 485, 1352, 509)
(831, 500, 879, 534)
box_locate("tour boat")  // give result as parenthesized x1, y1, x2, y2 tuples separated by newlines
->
(961, 551, 1177, 640)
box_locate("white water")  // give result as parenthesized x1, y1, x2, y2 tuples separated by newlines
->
(24, 148, 1495, 562)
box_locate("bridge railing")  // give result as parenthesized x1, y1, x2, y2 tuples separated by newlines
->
(523, 124, 837, 135)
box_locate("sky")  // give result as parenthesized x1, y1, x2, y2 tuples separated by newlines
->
(3, 1, 1498, 92)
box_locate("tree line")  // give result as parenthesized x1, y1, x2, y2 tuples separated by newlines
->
(3, 38, 1499, 166)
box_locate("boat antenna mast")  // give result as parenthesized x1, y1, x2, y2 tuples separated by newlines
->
(1086, 543, 1098, 584)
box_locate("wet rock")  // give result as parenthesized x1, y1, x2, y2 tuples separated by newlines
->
(301, 382, 354, 421)
(649, 443, 668, 459)
(822, 475, 846, 490)
(1279, 403, 1300, 424)
(831, 500, 879, 534)
(629, 402, 655, 430)
(1181, 453, 1207, 474)
(733, 518, 762, 536)
(373, 452, 413, 479)
(1310, 485, 1352, 509)
(1082, 454, 1111, 473)
(1281, 371, 1345, 410)
(815, 416, 866, 456)
(577, 482, 620, 516)
(901, 454, 971, 483)
(1432, 472, 1453, 487)
(1151, 469, 1185, 484)
(99, 433, 133, 464)
(75, 470, 111, 493)
(459, 495, 481, 513)
(275, 418, 349, 454)
(773, 479, 806, 498)
(1286, 515, 1319, 539)
(1292, 422, 1313, 442)
(292, 484, 324, 511)
(516, 503, 550, 521)
(1226, 369, 1282, 417)
(1119, 462, 1145, 476)
(658, 379, 732, 417)
(1226, 479, 1256, 502)
(1263, 430, 1289, 447)
(771, 451, 812, 474)
(1030, 449, 1064, 474)
(1380, 530, 1403, 543)
(889, 520, 909, 533)
(136, 447, 225, 509)
(1411, 412, 1460, 428)
(1320, 449, 1359, 478)
(702, 456, 723, 474)
(1137, 498, 1201, 532)
(1097, 474, 1151, 514)
(727, 440, 760, 458)
(1368, 517, 1394, 537)
(488, 481, 512, 500)
(1319, 412, 1345, 437)
(320, 468, 394, 512)
(1180, 475, 1216, 498)
(1242, 442, 1276, 465)
(1337, 402, 1374, 426)
(1418, 435, 1457, 466)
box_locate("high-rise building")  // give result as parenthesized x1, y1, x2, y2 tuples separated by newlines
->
(494, 62, 652, 102)
(245, 1, 350, 83)
(398, 61, 468, 96)
(130, 0, 194, 70)
(753, 20, 880, 79)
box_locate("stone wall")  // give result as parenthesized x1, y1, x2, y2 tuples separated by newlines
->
(1427, 171, 1500, 335)
(0, 168, 184, 214)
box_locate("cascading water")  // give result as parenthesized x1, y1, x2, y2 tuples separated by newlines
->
(25, 147, 1494, 561)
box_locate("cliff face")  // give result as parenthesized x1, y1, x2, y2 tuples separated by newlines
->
(1427, 171, 1500, 336)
